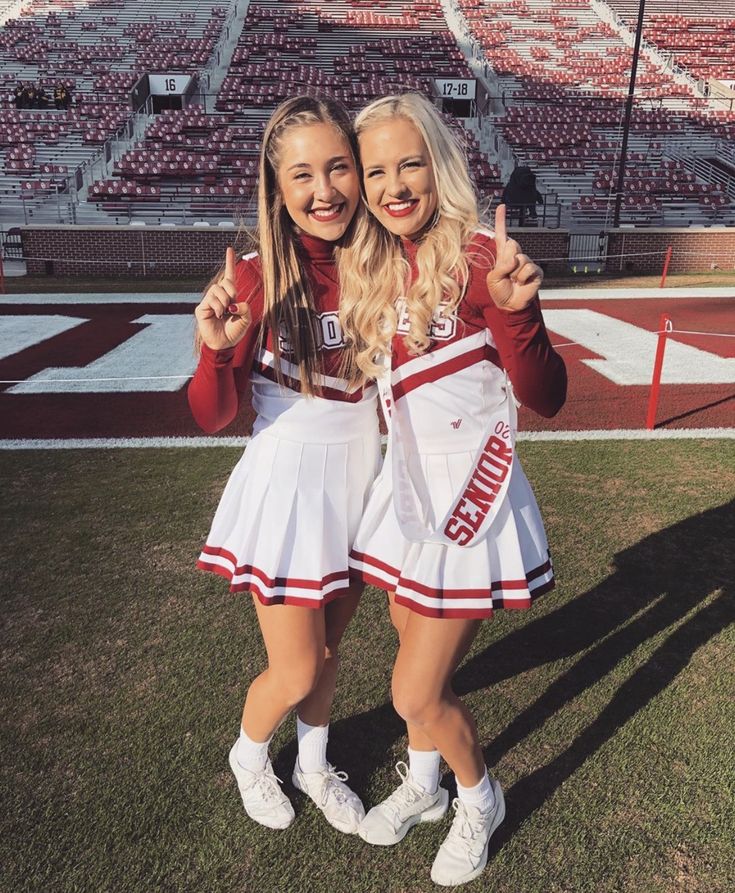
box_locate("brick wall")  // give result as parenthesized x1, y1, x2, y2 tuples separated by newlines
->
(20, 225, 248, 279)
(607, 227, 735, 274)
(21, 224, 734, 279)
(19, 224, 571, 278)
(510, 228, 569, 274)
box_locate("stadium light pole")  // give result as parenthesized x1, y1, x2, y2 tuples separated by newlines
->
(612, 0, 646, 228)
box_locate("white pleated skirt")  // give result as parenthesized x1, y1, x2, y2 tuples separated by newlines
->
(349, 445, 554, 619)
(198, 385, 382, 608)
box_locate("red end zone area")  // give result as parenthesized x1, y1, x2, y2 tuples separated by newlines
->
(1, 290, 733, 443)
(529, 293, 735, 432)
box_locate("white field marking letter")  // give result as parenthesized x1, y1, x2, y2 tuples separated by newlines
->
(0, 315, 87, 362)
(543, 309, 735, 385)
(8, 314, 197, 394)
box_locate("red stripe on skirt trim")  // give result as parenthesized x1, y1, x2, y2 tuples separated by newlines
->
(360, 570, 399, 592)
(249, 582, 354, 609)
(352, 550, 553, 599)
(197, 560, 355, 608)
(349, 549, 401, 580)
(392, 577, 554, 619)
(493, 577, 556, 608)
(525, 559, 553, 583)
(392, 343, 501, 401)
(393, 593, 495, 620)
(199, 545, 350, 589)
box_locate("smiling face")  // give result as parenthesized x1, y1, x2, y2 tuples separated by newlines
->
(359, 117, 438, 240)
(275, 122, 360, 242)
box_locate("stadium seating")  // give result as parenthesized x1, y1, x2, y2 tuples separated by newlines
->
(0, 0, 733, 229)
(455, 0, 735, 227)
(0, 0, 229, 222)
(72, 0, 503, 221)
(606, 2, 735, 83)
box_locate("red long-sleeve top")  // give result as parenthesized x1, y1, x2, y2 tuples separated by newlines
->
(394, 230, 567, 418)
(188, 234, 371, 434)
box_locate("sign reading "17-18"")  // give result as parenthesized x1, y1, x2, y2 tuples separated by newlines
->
(434, 78, 477, 100)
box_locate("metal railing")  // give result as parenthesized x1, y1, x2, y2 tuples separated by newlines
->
(665, 147, 735, 201)
(488, 198, 563, 229)
(716, 140, 735, 169)
(569, 232, 609, 268)
(1, 224, 23, 260)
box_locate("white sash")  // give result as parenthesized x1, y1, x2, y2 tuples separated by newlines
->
(381, 372, 517, 546)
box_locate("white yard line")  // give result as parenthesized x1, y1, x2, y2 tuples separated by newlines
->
(0, 293, 199, 305)
(519, 428, 735, 441)
(541, 287, 735, 300)
(1, 429, 734, 450)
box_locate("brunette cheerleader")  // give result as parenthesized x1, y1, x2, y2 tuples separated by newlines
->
(189, 97, 381, 834)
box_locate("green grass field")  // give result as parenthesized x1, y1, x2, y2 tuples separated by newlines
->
(2, 442, 733, 893)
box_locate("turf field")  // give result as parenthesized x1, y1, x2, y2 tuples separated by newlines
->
(2, 440, 733, 893)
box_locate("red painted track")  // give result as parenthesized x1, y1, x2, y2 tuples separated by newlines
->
(531, 297, 735, 431)
(1, 296, 733, 439)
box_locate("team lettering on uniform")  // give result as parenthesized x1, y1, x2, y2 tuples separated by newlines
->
(279, 311, 346, 353)
(395, 299, 457, 341)
(443, 434, 514, 546)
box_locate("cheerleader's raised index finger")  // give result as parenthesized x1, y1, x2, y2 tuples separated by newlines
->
(222, 246, 237, 286)
(494, 203, 507, 248)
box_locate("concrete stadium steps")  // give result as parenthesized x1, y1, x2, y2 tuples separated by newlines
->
(207, 0, 504, 198)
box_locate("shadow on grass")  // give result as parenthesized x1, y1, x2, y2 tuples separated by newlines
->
(308, 498, 734, 833)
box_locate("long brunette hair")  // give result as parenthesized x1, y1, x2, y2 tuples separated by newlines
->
(199, 96, 363, 395)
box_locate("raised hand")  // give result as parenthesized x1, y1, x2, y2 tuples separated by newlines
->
(194, 247, 251, 350)
(485, 204, 544, 312)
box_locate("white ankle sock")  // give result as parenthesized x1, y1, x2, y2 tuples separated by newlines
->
(457, 770, 496, 813)
(296, 717, 329, 773)
(235, 726, 271, 772)
(408, 747, 440, 795)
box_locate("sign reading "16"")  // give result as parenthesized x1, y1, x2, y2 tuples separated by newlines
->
(434, 78, 477, 100)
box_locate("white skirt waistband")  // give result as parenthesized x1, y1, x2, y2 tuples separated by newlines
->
(252, 379, 379, 443)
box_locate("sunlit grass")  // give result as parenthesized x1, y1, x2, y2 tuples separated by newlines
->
(2, 441, 733, 893)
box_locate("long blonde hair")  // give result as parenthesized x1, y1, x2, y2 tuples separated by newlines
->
(339, 93, 481, 378)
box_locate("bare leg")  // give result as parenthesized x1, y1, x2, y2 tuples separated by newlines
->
(241, 596, 326, 742)
(388, 592, 435, 752)
(297, 583, 362, 726)
(391, 612, 484, 787)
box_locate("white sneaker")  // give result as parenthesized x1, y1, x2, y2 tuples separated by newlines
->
(292, 759, 366, 834)
(358, 761, 449, 846)
(430, 780, 506, 886)
(228, 743, 295, 830)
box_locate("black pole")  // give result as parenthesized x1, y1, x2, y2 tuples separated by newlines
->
(612, 0, 646, 228)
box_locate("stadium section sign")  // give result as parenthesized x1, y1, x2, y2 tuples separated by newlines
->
(148, 75, 192, 96)
(434, 78, 476, 100)
(130, 74, 195, 112)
